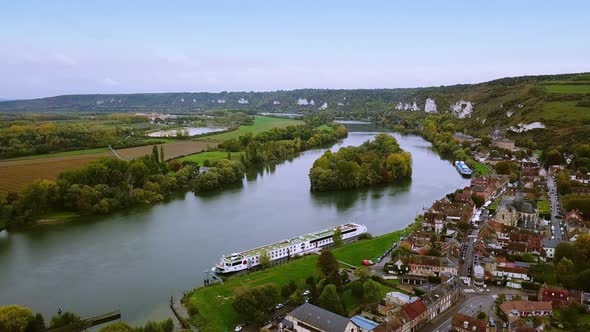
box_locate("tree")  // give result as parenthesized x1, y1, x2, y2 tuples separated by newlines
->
(471, 194, 485, 208)
(556, 258, 575, 281)
(354, 266, 371, 281)
(317, 250, 339, 278)
(318, 284, 344, 315)
(151, 145, 159, 163)
(554, 242, 576, 266)
(99, 322, 133, 332)
(362, 279, 381, 302)
(477, 312, 487, 320)
(289, 291, 305, 306)
(49, 312, 81, 328)
(545, 149, 563, 166)
(27, 313, 45, 332)
(159, 145, 165, 162)
(259, 251, 271, 269)
(494, 161, 512, 175)
(0, 305, 33, 332)
(332, 227, 343, 248)
(575, 234, 590, 263)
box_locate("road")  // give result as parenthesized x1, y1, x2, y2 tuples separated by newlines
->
(547, 175, 565, 241)
(420, 295, 495, 332)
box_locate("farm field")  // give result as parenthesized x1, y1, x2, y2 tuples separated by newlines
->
(544, 84, 590, 94)
(200, 116, 303, 142)
(541, 101, 590, 125)
(115, 141, 217, 160)
(178, 151, 243, 165)
(0, 152, 113, 192)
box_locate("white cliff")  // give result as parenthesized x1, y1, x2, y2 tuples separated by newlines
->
(451, 100, 474, 118)
(424, 98, 437, 113)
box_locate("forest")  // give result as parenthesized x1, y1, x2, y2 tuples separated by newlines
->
(309, 133, 412, 191)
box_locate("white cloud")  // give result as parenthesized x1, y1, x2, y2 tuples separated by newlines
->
(54, 53, 77, 66)
(101, 77, 119, 86)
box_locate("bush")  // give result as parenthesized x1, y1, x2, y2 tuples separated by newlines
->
(428, 276, 442, 284)
(521, 281, 541, 291)
(358, 232, 373, 240)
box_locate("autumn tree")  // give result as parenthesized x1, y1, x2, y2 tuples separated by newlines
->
(317, 250, 339, 278)
(0, 305, 33, 332)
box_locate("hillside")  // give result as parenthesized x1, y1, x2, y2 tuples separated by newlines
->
(1, 72, 589, 146)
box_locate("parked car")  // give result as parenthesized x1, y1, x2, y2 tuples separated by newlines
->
(303, 290, 311, 296)
(235, 325, 243, 332)
(275, 303, 284, 310)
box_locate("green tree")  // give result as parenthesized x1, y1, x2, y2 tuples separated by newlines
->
(318, 284, 344, 315)
(354, 266, 370, 281)
(554, 242, 576, 266)
(477, 312, 487, 320)
(49, 312, 81, 329)
(574, 234, 590, 263)
(151, 145, 159, 163)
(27, 313, 45, 332)
(494, 161, 512, 175)
(332, 227, 343, 248)
(362, 279, 382, 302)
(0, 305, 33, 332)
(545, 149, 563, 166)
(159, 145, 165, 162)
(289, 291, 305, 306)
(99, 322, 133, 332)
(259, 251, 271, 269)
(317, 250, 339, 278)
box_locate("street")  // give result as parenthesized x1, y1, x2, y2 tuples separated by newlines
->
(547, 175, 565, 241)
(419, 295, 495, 332)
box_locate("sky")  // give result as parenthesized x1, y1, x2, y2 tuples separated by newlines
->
(1, 0, 589, 99)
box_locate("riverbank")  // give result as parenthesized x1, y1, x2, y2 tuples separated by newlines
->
(182, 221, 419, 331)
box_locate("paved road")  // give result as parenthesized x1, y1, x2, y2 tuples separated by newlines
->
(547, 175, 565, 241)
(420, 294, 495, 332)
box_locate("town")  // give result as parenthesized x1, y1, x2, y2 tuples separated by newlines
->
(256, 133, 590, 332)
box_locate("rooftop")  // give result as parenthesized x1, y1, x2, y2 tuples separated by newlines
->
(287, 303, 350, 332)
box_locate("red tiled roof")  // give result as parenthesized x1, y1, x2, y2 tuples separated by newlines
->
(402, 299, 427, 320)
(451, 313, 486, 332)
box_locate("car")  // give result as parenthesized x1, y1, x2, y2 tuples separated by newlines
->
(234, 325, 243, 332)
(275, 303, 284, 310)
(303, 290, 311, 296)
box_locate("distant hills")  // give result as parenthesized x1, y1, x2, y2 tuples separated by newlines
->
(1, 72, 589, 146)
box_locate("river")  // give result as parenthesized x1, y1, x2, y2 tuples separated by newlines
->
(0, 123, 468, 326)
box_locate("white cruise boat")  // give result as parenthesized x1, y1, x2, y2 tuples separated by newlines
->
(213, 223, 368, 274)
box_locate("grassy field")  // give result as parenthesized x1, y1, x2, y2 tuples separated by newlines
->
(200, 116, 303, 142)
(178, 151, 244, 165)
(542, 101, 590, 125)
(544, 85, 590, 94)
(332, 229, 410, 266)
(184, 228, 411, 331)
(3, 147, 110, 161)
(473, 161, 492, 176)
(341, 280, 395, 316)
(537, 199, 551, 217)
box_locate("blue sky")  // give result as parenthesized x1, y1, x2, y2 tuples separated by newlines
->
(1, 0, 589, 99)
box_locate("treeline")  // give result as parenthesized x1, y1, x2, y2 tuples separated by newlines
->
(309, 133, 412, 191)
(548, 235, 590, 291)
(0, 148, 200, 228)
(0, 304, 174, 332)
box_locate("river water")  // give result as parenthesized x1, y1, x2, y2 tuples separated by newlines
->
(0, 124, 468, 325)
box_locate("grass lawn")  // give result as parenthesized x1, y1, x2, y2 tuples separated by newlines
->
(185, 227, 412, 331)
(200, 116, 303, 142)
(332, 230, 410, 266)
(537, 199, 551, 218)
(3, 147, 110, 161)
(544, 85, 590, 94)
(472, 162, 492, 176)
(179, 151, 244, 165)
(542, 101, 590, 126)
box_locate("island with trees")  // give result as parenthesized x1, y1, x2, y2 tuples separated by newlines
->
(309, 133, 412, 192)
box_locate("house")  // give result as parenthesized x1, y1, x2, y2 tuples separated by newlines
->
(453, 132, 479, 144)
(284, 303, 354, 332)
(540, 238, 560, 259)
(539, 287, 571, 307)
(565, 209, 590, 236)
(571, 172, 590, 185)
(493, 263, 529, 280)
(385, 292, 419, 306)
(401, 299, 428, 331)
(400, 255, 458, 277)
(451, 313, 487, 332)
(499, 301, 552, 317)
(421, 277, 461, 321)
(350, 316, 379, 332)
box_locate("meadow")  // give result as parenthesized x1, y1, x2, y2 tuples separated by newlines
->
(544, 84, 590, 94)
(200, 116, 303, 141)
(541, 101, 590, 126)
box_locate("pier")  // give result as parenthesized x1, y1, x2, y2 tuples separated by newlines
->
(46, 310, 121, 332)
